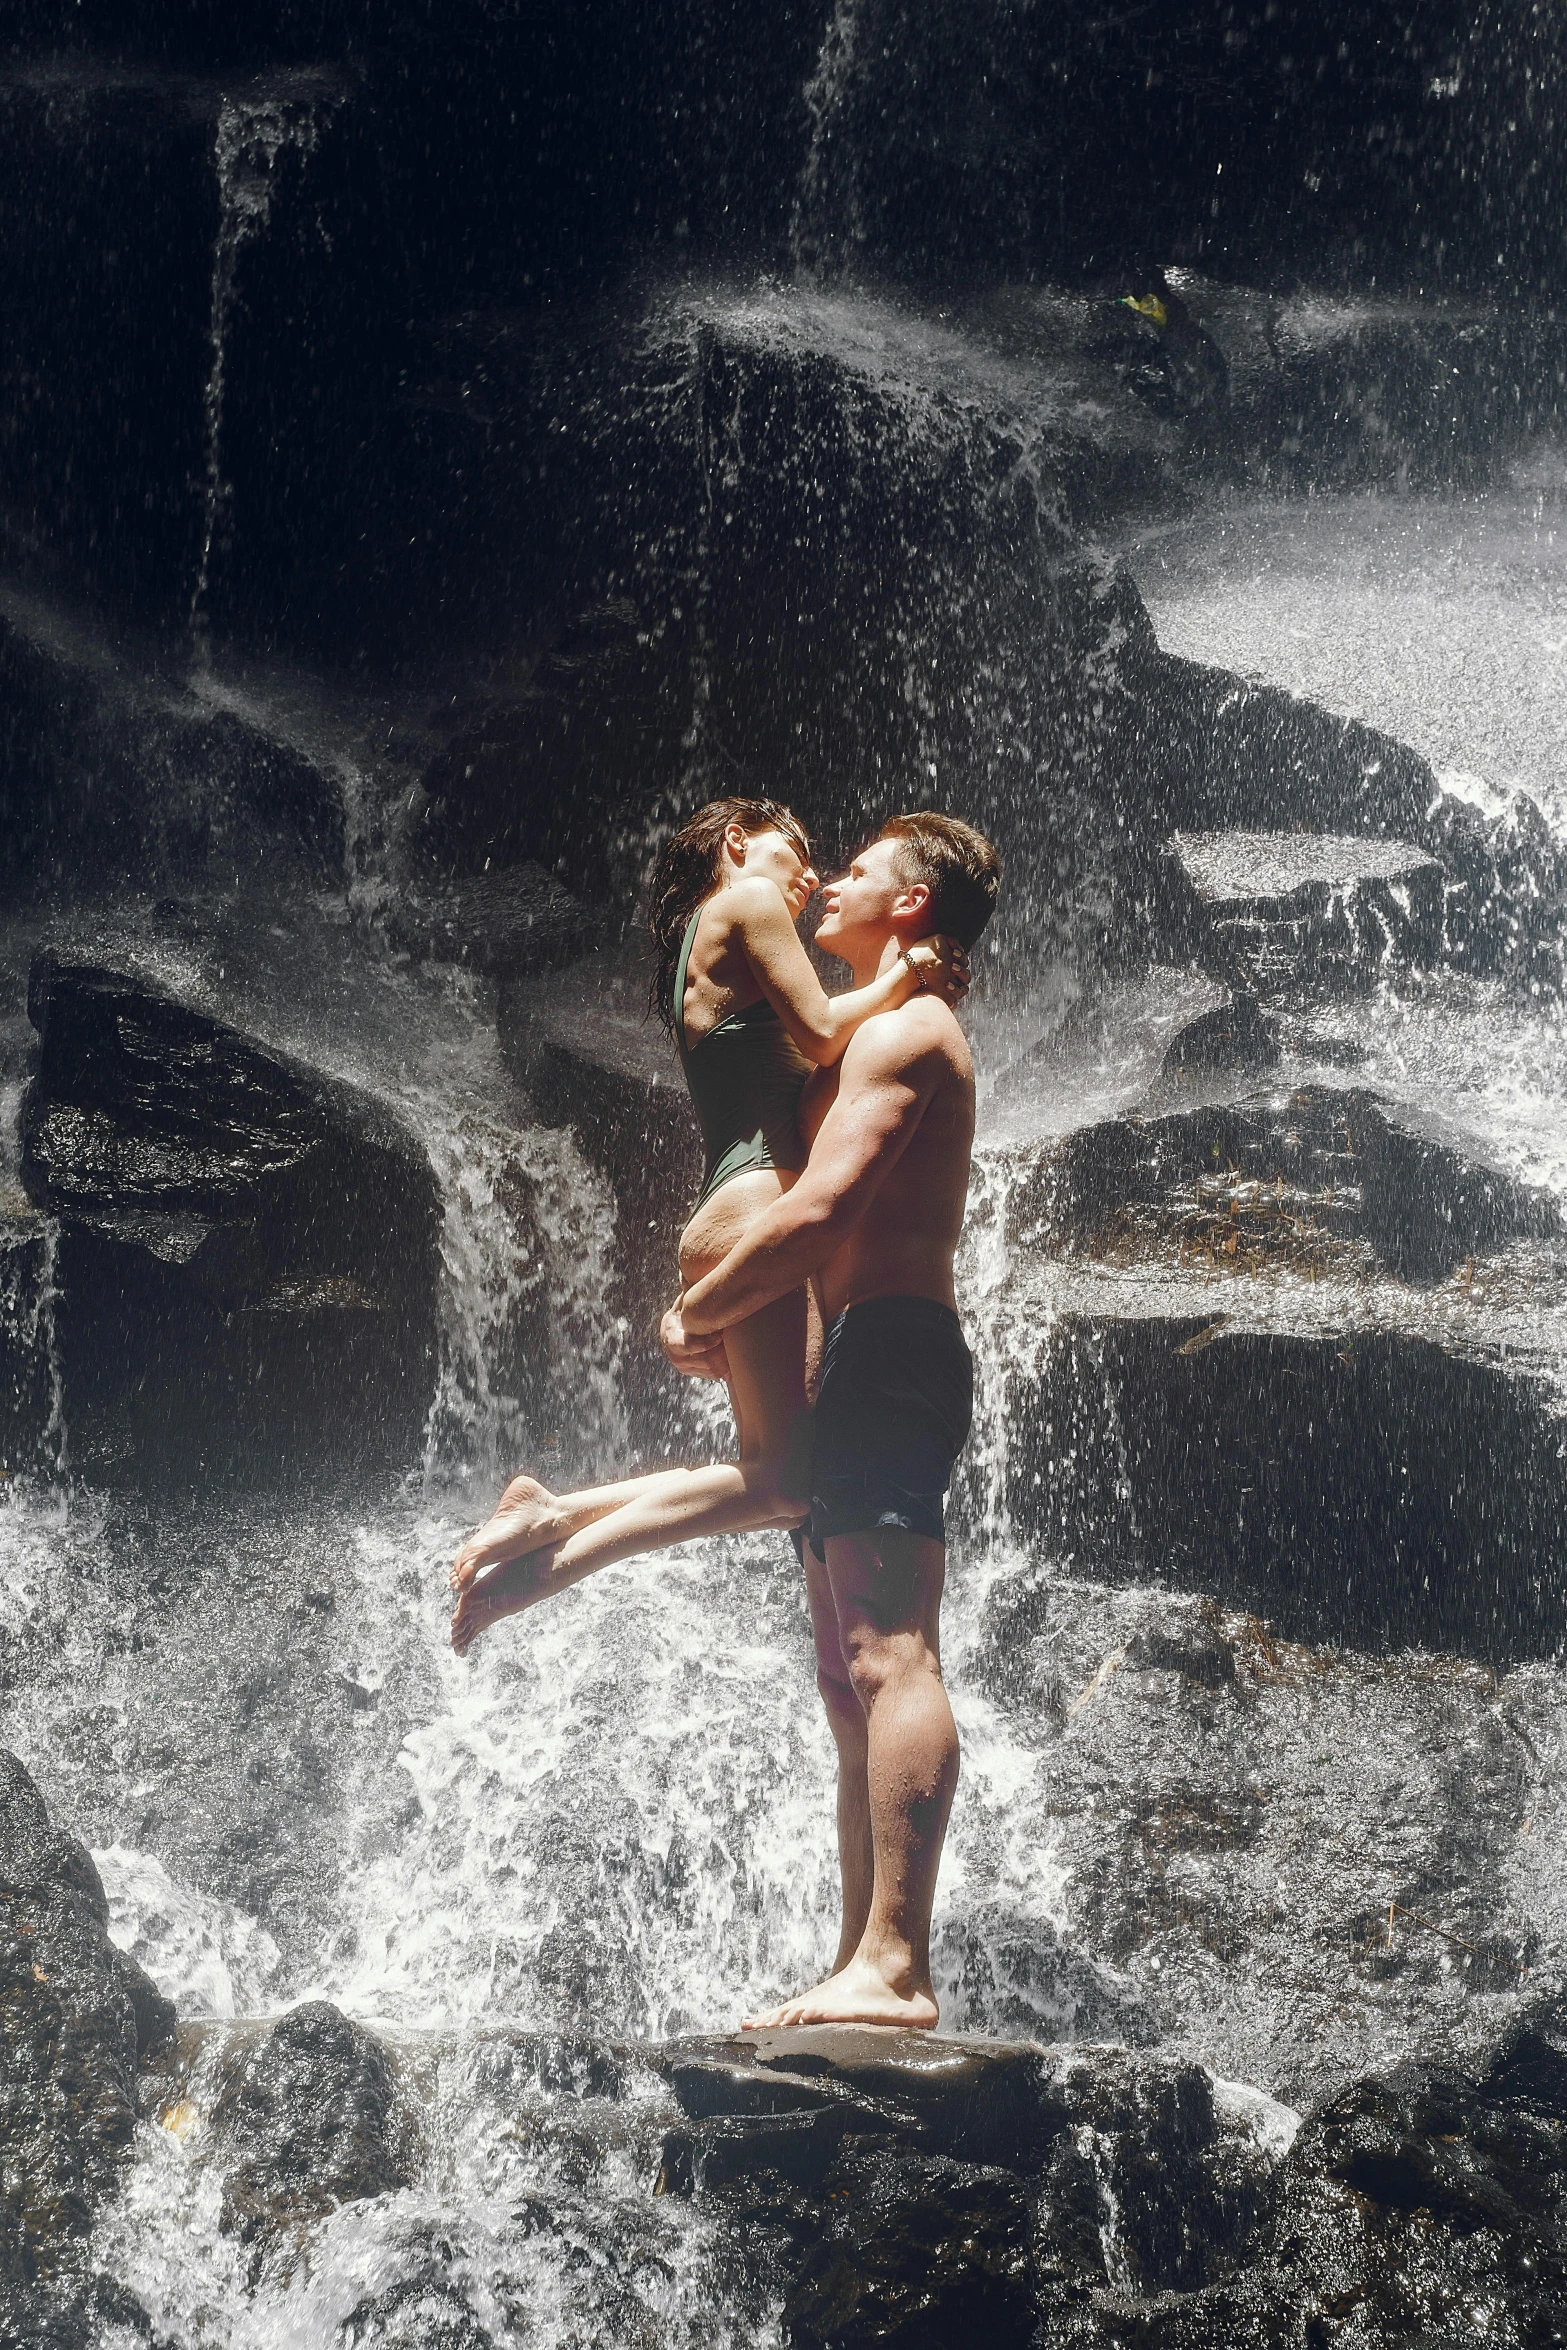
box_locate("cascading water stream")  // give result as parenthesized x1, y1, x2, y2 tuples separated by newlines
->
(189, 80, 341, 671)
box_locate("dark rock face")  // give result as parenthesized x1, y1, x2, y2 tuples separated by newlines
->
(210, 2001, 412, 2269)
(0, 1752, 172, 2296)
(652, 2009, 1567, 2346)
(1008, 1082, 1563, 1281)
(960, 1572, 1557, 2108)
(21, 956, 441, 1472)
(0, 592, 347, 895)
(786, 2147, 1036, 2349)
(1427, 787, 1567, 993)
(1153, 663, 1436, 848)
(1169, 829, 1445, 991)
(380, 861, 585, 979)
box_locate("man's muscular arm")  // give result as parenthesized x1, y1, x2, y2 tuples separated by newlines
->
(679, 1009, 942, 1336)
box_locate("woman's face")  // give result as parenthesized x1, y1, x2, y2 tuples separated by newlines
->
(733, 826, 819, 918)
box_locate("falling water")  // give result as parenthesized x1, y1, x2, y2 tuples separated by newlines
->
(189, 79, 342, 669)
(790, 0, 865, 275)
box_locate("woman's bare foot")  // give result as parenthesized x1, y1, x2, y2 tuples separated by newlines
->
(449, 1475, 560, 1596)
(741, 1956, 939, 2032)
(449, 1548, 561, 1655)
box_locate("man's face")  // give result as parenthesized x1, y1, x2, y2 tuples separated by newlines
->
(814, 837, 925, 959)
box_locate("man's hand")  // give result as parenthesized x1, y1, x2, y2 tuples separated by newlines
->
(660, 1301, 730, 1382)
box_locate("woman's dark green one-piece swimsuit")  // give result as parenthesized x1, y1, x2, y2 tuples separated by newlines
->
(674, 907, 810, 1211)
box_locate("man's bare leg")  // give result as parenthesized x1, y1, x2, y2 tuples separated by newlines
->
(745, 1530, 955, 2029)
(800, 1540, 874, 1969)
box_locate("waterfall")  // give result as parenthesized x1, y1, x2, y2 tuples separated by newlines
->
(790, 0, 866, 276)
(189, 79, 342, 670)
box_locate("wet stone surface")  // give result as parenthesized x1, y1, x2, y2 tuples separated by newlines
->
(1169, 827, 1446, 992)
(0, 1754, 171, 2335)
(209, 2001, 414, 2274)
(21, 954, 442, 1473)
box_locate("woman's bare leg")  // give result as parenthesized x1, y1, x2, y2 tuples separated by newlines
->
(450, 1468, 689, 1595)
(450, 1169, 792, 1598)
(450, 1285, 810, 1654)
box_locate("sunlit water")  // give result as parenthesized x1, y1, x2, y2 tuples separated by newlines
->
(1131, 481, 1567, 837)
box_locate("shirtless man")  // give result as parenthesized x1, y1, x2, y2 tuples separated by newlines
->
(665, 812, 1000, 2030)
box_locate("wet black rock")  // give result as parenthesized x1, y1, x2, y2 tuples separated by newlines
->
(0, 1752, 173, 2292)
(414, 600, 695, 908)
(1006, 1080, 1563, 1280)
(1426, 787, 1567, 993)
(380, 861, 586, 978)
(21, 956, 441, 1472)
(962, 1570, 1562, 2107)
(785, 2145, 1037, 2350)
(992, 1263, 1567, 1661)
(1139, 2004, 1567, 2348)
(1168, 827, 1445, 991)
(211, 2002, 412, 2266)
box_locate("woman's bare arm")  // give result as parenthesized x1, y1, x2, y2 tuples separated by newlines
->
(720, 876, 963, 1066)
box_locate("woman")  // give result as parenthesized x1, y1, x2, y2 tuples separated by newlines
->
(449, 797, 966, 1652)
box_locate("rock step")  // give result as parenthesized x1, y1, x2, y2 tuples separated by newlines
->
(20, 955, 441, 1475)
(972, 1253, 1567, 1661)
(997, 1081, 1563, 1283)
(1168, 826, 1445, 990)
(1160, 811, 1567, 995)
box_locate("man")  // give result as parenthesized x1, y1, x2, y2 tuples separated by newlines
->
(666, 811, 1000, 2029)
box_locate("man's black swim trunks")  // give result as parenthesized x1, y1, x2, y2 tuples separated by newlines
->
(802, 1294, 974, 1554)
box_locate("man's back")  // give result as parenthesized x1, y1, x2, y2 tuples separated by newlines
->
(801, 996, 975, 1321)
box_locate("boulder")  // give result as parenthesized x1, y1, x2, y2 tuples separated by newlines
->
(960, 1569, 1564, 2108)
(1167, 827, 1445, 990)
(20, 956, 441, 1473)
(1426, 787, 1567, 993)
(981, 1255, 1567, 1661)
(783, 2146, 1037, 2350)
(1002, 1081, 1564, 1280)
(1152, 666, 1437, 850)
(210, 2001, 412, 2268)
(0, 1752, 173, 2292)
(0, 587, 347, 895)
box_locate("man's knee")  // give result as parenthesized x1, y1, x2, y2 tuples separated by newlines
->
(842, 1624, 935, 1712)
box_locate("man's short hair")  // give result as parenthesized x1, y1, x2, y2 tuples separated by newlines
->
(879, 812, 1001, 949)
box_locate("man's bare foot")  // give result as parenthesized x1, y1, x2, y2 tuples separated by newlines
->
(449, 1547, 560, 1656)
(449, 1475, 560, 1596)
(742, 1956, 939, 2031)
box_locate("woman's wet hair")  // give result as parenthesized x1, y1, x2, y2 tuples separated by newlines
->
(647, 797, 810, 1034)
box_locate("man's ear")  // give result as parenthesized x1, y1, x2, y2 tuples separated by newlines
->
(894, 880, 932, 924)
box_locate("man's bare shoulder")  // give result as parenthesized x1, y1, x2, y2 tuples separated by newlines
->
(839, 994, 972, 1087)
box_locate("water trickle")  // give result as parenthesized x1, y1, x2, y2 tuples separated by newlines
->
(189, 82, 341, 670)
(790, 0, 866, 277)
